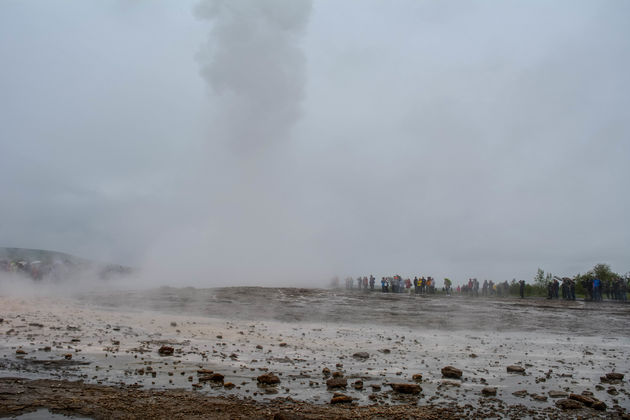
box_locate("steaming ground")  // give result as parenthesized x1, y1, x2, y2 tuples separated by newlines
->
(1, 287, 629, 418)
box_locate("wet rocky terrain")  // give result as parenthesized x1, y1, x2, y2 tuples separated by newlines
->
(1, 287, 629, 419)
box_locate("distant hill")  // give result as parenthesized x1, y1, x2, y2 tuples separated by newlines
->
(0, 247, 88, 264)
(0, 247, 133, 280)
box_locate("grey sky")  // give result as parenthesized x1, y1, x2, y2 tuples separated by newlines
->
(1, 0, 628, 286)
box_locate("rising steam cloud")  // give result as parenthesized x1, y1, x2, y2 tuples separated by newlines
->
(195, 0, 312, 151)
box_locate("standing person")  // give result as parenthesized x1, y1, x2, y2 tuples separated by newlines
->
(369, 275, 375, 290)
(444, 278, 452, 295)
(357, 277, 362, 290)
(363, 276, 368, 290)
(519, 280, 525, 298)
(569, 278, 576, 300)
(413, 277, 419, 294)
(593, 277, 601, 301)
(553, 279, 560, 299)
(381, 277, 387, 292)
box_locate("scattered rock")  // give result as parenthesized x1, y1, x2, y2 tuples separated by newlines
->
(389, 383, 422, 394)
(223, 382, 235, 389)
(330, 393, 352, 404)
(531, 394, 548, 402)
(63, 353, 73, 360)
(279, 342, 287, 347)
(326, 377, 347, 389)
(322, 367, 331, 377)
(556, 399, 583, 409)
(371, 384, 381, 391)
(441, 366, 462, 379)
(353, 380, 363, 390)
(197, 369, 214, 375)
(507, 365, 525, 374)
(158, 346, 174, 356)
(548, 390, 568, 398)
(15, 349, 27, 355)
(352, 352, 369, 360)
(512, 390, 528, 397)
(257, 373, 281, 385)
(481, 387, 497, 396)
(412, 374, 423, 382)
(569, 393, 595, 406)
(606, 372, 624, 381)
(199, 373, 224, 383)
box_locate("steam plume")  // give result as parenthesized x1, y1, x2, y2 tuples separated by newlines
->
(195, 0, 312, 151)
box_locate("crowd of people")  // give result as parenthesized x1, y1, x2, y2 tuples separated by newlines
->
(345, 275, 443, 294)
(0, 257, 132, 281)
(342, 274, 628, 302)
(579, 276, 627, 302)
(0, 259, 52, 280)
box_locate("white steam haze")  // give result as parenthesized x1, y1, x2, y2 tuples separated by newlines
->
(0, 0, 628, 287)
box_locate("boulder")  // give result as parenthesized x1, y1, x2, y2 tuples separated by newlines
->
(569, 393, 595, 406)
(441, 366, 462, 379)
(158, 346, 174, 356)
(257, 373, 281, 385)
(531, 394, 547, 402)
(506, 365, 525, 374)
(199, 373, 224, 383)
(330, 393, 352, 404)
(548, 390, 568, 398)
(481, 387, 497, 396)
(556, 399, 583, 409)
(389, 383, 422, 394)
(326, 377, 347, 389)
(606, 372, 624, 381)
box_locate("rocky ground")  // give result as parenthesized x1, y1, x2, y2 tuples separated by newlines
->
(1, 288, 629, 419)
(1, 377, 628, 419)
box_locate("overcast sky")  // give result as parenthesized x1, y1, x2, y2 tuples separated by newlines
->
(1, 0, 628, 286)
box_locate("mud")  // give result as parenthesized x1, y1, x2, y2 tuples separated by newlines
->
(1, 287, 629, 419)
